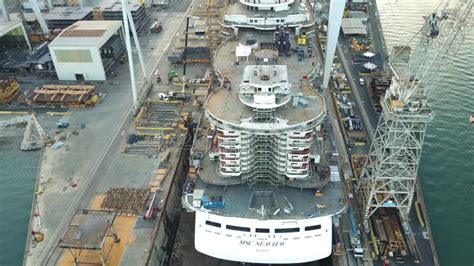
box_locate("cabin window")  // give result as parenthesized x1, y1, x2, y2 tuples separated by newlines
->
(256, 228, 270, 233)
(275, 228, 300, 233)
(206, 221, 221, 228)
(305, 225, 321, 231)
(226, 225, 251, 232)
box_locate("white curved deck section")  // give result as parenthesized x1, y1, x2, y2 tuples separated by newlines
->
(194, 211, 333, 264)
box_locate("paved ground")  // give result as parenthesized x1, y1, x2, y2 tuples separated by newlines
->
(24, 2, 194, 265)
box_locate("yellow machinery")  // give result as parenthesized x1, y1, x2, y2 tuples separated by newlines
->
(34, 232, 44, 242)
(297, 34, 307, 45)
(0, 79, 20, 104)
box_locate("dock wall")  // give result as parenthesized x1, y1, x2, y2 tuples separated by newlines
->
(145, 131, 191, 265)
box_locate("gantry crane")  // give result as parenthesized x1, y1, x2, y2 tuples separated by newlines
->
(359, 0, 473, 224)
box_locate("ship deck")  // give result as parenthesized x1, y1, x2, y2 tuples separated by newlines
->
(223, 1, 314, 27)
(209, 30, 325, 126)
(187, 114, 346, 220)
(189, 176, 345, 220)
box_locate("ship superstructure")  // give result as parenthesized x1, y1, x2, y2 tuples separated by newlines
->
(182, 0, 345, 264)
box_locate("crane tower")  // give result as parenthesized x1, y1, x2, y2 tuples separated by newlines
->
(360, 0, 473, 223)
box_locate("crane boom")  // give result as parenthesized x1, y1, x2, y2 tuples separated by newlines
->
(389, 0, 473, 105)
(360, 0, 473, 223)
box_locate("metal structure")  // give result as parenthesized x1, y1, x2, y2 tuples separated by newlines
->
(121, 0, 147, 110)
(0, 0, 9, 21)
(360, 0, 473, 222)
(321, 0, 345, 89)
(20, 113, 51, 151)
(29, 0, 49, 35)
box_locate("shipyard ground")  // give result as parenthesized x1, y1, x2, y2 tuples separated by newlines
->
(21, 0, 197, 264)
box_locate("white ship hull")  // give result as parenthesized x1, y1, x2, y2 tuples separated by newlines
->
(194, 211, 333, 264)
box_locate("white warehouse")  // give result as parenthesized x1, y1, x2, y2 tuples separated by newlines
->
(49, 20, 124, 81)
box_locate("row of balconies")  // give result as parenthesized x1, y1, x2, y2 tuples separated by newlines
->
(220, 160, 240, 167)
(219, 141, 241, 148)
(220, 153, 240, 161)
(288, 131, 312, 139)
(287, 154, 309, 162)
(240, 151, 286, 163)
(286, 169, 310, 178)
(289, 148, 310, 155)
(218, 165, 241, 177)
(240, 0, 292, 5)
(219, 147, 240, 154)
(240, 158, 287, 172)
(287, 141, 312, 149)
(217, 129, 240, 138)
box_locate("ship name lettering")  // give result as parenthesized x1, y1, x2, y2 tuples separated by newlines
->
(239, 240, 284, 247)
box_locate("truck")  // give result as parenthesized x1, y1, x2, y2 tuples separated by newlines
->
(159, 91, 190, 102)
(348, 207, 364, 258)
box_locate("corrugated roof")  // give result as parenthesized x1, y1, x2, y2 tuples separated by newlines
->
(61, 29, 106, 37)
(341, 18, 368, 35)
(49, 20, 122, 48)
(43, 7, 93, 21)
(98, 0, 142, 12)
(0, 21, 23, 37)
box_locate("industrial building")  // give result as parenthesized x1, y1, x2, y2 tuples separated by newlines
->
(97, 0, 150, 32)
(222, 0, 315, 31)
(341, 17, 368, 36)
(44, 6, 94, 29)
(48, 20, 124, 81)
(0, 20, 54, 75)
(0, 20, 31, 50)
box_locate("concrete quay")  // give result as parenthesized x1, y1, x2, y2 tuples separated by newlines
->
(23, 1, 195, 265)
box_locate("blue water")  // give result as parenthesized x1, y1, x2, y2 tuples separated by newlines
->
(377, 0, 474, 265)
(0, 131, 39, 266)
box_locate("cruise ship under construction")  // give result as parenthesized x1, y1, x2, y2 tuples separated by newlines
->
(182, 0, 347, 263)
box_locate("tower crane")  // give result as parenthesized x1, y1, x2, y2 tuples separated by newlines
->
(359, 0, 473, 224)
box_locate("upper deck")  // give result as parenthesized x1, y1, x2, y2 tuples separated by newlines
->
(209, 30, 325, 128)
(222, 0, 315, 29)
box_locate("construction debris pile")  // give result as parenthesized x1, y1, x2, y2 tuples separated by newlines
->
(0, 79, 20, 104)
(17, 84, 99, 108)
(101, 188, 150, 216)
